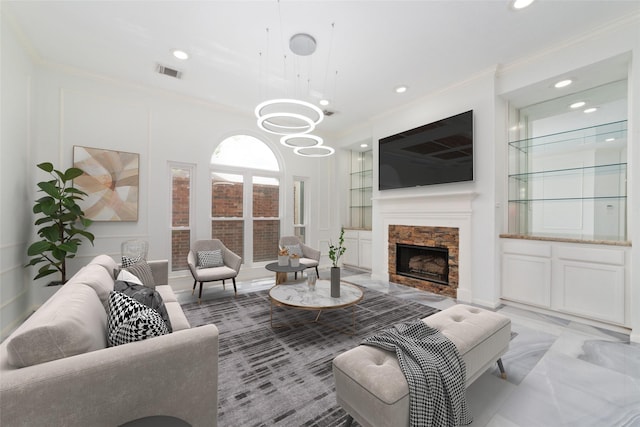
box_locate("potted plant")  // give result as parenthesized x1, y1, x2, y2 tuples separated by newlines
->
(278, 247, 289, 266)
(25, 162, 95, 285)
(289, 252, 300, 267)
(328, 227, 346, 297)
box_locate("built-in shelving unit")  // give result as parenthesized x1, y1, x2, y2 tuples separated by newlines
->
(349, 150, 372, 230)
(507, 120, 628, 242)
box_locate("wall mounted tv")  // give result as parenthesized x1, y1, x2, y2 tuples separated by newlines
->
(378, 110, 474, 190)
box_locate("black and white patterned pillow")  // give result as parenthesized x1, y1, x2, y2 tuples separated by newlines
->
(285, 244, 304, 258)
(197, 249, 224, 268)
(107, 291, 168, 347)
(114, 280, 172, 332)
(121, 255, 142, 268)
(123, 260, 156, 287)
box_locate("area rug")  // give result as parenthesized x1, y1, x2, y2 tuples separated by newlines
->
(182, 287, 439, 427)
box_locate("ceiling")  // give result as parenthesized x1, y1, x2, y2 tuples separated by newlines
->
(4, 1, 639, 143)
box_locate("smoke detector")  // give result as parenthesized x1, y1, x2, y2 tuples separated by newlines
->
(289, 33, 317, 56)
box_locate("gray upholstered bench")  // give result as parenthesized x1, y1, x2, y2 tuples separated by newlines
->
(332, 304, 511, 427)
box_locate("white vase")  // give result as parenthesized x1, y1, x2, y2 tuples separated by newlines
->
(290, 257, 300, 267)
(278, 255, 289, 266)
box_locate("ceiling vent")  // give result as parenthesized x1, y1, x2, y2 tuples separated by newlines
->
(156, 64, 182, 79)
(323, 110, 336, 117)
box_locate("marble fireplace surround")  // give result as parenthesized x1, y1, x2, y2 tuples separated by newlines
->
(374, 191, 475, 302)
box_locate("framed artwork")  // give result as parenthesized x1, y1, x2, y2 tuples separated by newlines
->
(73, 146, 139, 221)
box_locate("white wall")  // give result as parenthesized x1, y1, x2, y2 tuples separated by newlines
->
(28, 65, 336, 282)
(334, 15, 639, 339)
(0, 9, 35, 339)
(361, 70, 503, 307)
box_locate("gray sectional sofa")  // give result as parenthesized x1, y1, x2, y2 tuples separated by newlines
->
(0, 255, 219, 427)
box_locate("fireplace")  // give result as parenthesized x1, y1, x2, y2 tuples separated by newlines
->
(388, 225, 459, 298)
(396, 244, 449, 286)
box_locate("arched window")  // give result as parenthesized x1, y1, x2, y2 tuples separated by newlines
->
(210, 135, 282, 265)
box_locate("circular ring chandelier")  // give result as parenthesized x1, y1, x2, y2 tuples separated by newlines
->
(294, 145, 335, 157)
(257, 112, 316, 135)
(255, 99, 324, 136)
(280, 134, 324, 148)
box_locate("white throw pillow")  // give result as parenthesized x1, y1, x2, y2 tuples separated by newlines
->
(117, 269, 144, 286)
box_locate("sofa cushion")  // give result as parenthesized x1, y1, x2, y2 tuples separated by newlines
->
(73, 263, 116, 305)
(107, 291, 168, 347)
(123, 260, 156, 287)
(197, 249, 224, 268)
(88, 254, 119, 276)
(6, 282, 107, 368)
(114, 280, 172, 332)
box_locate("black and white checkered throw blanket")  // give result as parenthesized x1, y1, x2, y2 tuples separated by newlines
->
(361, 320, 472, 427)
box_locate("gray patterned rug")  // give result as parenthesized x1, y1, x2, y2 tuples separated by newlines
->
(182, 287, 439, 427)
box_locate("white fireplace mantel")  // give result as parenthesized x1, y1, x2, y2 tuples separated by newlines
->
(372, 191, 477, 303)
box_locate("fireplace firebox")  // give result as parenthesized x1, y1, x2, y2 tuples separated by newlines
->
(396, 244, 449, 286)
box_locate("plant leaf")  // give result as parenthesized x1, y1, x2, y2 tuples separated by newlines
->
(34, 269, 58, 280)
(27, 241, 52, 256)
(37, 162, 54, 173)
(59, 241, 78, 253)
(38, 181, 60, 198)
(64, 167, 84, 181)
(51, 247, 65, 261)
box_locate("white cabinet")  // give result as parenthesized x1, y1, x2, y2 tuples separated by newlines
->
(343, 229, 372, 270)
(501, 238, 628, 326)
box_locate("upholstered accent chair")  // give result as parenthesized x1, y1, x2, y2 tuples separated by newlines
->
(279, 236, 320, 279)
(187, 239, 242, 302)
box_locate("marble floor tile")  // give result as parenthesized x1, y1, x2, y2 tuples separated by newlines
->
(170, 268, 640, 427)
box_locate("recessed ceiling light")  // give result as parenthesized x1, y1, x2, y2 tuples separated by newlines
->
(606, 138, 615, 142)
(554, 79, 572, 88)
(395, 85, 408, 94)
(512, 0, 535, 9)
(360, 143, 368, 148)
(570, 101, 586, 109)
(319, 99, 330, 106)
(172, 49, 189, 60)
(584, 107, 598, 113)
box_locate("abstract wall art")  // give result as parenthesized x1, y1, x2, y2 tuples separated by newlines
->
(73, 146, 139, 221)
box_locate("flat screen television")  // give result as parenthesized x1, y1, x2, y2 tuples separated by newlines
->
(378, 110, 474, 190)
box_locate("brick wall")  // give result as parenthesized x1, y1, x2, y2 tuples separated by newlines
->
(211, 220, 244, 261)
(171, 178, 280, 268)
(388, 225, 459, 298)
(212, 181, 243, 217)
(171, 230, 190, 270)
(171, 175, 190, 271)
(253, 220, 279, 262)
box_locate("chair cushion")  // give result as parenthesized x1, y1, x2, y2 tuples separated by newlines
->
(300, 257, 319, 268)
(107, 291, 168, 347)
(5, 283, 107, 367)
(197, 250, 224, 268)
(192, 265, 237, 281)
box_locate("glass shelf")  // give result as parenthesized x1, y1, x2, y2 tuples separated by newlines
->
(509, 163, 626, 181)
(509, 120, 627, 153)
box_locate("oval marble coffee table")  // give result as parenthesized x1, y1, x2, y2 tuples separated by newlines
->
(269, 280, 364, 335)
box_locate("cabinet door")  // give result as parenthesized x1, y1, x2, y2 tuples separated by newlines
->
(502, 254, 551, 308)
(358, 234, 372, 270)
(342, 230, 359, 267)
(553, 260, 625, 324)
